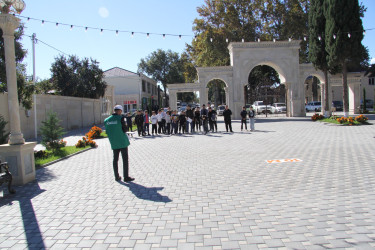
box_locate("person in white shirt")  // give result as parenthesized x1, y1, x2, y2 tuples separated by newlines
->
(151, 111, 158, 135)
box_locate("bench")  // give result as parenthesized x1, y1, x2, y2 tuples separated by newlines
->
(0, 160, 16, 194)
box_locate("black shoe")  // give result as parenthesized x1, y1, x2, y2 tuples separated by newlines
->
(124, 177, 135, 182)
(115, 176, 122, 181)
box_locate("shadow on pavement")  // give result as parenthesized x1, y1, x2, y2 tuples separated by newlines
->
(119, 182, 172, 203)
(0, 181, 47, 249)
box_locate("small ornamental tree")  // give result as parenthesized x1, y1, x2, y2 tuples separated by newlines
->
(40, 112, 65, 152)
(0, 114, 9, 145)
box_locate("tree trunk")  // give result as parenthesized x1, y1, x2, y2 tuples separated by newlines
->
(324, 70, 330, 117)
(342, 61, 349, 117)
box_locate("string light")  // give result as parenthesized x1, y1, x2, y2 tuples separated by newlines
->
(13, 14, 375, 43)
(242, 38, 244, 43)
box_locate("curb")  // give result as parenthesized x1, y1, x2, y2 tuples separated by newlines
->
(36, 147, 93, 169)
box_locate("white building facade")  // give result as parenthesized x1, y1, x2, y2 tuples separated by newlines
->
(104, 67, 159, 113)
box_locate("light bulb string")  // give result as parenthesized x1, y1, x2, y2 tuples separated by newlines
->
(16, 14, 191, 38)
(14, 14, 375, 42)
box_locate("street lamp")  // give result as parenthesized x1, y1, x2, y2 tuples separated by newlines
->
(0, 0, 36, 185)
(0, 0, 26, 14)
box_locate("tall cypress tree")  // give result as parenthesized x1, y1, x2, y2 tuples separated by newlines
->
(308, 0, 330, 116)
(325, 0, 366, 116)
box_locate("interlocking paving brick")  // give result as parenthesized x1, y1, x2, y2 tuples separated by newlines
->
(1, 116, 375, 249)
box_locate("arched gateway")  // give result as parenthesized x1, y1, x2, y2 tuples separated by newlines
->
(168, 40, 362, 119)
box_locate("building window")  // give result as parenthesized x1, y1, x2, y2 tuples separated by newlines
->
(147, 82, 151, 93)
(369, 77, 375, 85)
(142, 80, 146, 92)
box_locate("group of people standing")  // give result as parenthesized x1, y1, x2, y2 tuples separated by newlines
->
(104, 104, 257, 182)
(126, 104, 256, 136)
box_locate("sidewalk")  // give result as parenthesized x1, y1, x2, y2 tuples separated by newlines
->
(2, 116, 375, 249)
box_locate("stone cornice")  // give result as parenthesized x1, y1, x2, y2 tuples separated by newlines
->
(0, 14, 20, 35)
(228, 40, 301, 50)
(196, 66, 233, 73)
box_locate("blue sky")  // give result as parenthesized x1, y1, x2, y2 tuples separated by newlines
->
(18, 0, 375, 81)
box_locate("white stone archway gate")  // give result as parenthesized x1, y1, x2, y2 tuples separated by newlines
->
(168, 40, 362, 119)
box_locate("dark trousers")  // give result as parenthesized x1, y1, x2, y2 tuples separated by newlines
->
(225, 119, 233, 132)
(162, 119, 166, 133)
(172, 123, 178, 134)
(195, 120, 201, 131)
(152, 124, 157, 134)
(137, 124, 143, 136)
(241, 119, 247, 130)
(158, 121, 163, 134)
(166, 123, 171, 134)
(210, 120, 217, 132)
(144, 123, 150, 135)
(113, 147, 129, 179)
(179, 122, 185, 133)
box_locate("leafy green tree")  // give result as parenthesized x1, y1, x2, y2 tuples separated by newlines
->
(51, 55, 107, 99)
(0, 114, 9, 145)
(325, 0, 368, 115)
(40, 112, 65, 152)
(138, 49, 185, 106)
(35, 78, 54, 94)
(308, 0, 331, 115)
(0, 24, 34, 109)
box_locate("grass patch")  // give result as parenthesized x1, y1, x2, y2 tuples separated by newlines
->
(35, 145, 91, 167)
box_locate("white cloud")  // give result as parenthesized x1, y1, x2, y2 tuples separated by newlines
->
(98, 7, 109, 18)
(371, 58, 375, 65)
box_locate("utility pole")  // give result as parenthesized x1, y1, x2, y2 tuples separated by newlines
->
(31, 33, 37, 139)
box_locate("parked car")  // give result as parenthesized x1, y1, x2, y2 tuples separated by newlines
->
(305, 101, 321, 112)
(217, 105, 225, 115)
(332, 101, 343, 111)
(252, 101, 271, 114)
(270, 103, 286, 113)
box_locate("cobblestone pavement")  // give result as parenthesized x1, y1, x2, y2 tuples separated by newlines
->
(1, 115, 375, 249)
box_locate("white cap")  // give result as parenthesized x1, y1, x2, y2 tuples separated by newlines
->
(114, 105, 123, 111)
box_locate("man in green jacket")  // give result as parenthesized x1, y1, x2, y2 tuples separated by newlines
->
(104, 105, 135, 182)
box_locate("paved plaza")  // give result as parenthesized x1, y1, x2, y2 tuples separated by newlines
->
(1, 115, 375, 249)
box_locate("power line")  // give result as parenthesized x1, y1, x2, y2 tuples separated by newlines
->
(24, 34, 69, 56)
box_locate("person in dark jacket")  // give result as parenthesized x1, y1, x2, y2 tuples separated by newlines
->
(104, 105, 134, 182)
(185, 105, 194, 133)
(200, 104, 209, 134)
(208, 107, 218, 132)
(240, 106, 248, 131)
(194, 107, 201, 131)
(134, 110, 144, 136)
(223, 105, 233, 132)
(125, 112, 133, 132)
(179, 111, 186, 134)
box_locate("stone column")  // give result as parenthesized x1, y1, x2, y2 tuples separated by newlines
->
(349, 83, 360, 114)
(0, 14, 24, 145)
(0, 14, 36, 185)
(169, 90, 177, 110)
